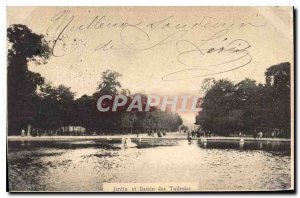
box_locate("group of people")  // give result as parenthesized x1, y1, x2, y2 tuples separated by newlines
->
(186, 130, 211, 144)
(145, 130, 166, 138)
(253, 128, 281, 139)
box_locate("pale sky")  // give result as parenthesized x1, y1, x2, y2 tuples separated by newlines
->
(7, 7, 293, 125)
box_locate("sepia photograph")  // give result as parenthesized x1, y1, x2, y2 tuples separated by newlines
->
(6, 6, 294, 192)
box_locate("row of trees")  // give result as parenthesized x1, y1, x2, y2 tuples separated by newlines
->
(69, 73, 183, 134)
(195, 62, 291, 137)
(7, 24, 182, 135)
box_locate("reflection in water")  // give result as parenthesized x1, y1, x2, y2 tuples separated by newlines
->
(198, 140, 290, 155)
(7, 140, 291, 191)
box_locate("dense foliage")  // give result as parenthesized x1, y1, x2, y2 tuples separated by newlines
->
(7, 24, 50, 134)
(196, 62, 291, 137)
(7, 25, 182, 135)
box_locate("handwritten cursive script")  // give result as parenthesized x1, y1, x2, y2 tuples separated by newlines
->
(46, 9, 265, 80)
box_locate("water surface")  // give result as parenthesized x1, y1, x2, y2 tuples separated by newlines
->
(7, 140, 291, 191)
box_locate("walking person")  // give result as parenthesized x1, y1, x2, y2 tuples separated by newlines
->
(191, 130, 195, 138)
(21, 129, 25, 137)
(187, 131, 192, 145)
(271, 130, 275, 139)
(253, 130, 257, 139)
(259, 131, 263, 138)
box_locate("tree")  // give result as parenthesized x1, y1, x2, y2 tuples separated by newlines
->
(196, 79, 237, 135)
(120, 112, 137, 133)
(32, 83, 75, 134)
(91, 70, 123, 133)
(7, 24, 51, 135)
(55, 85, 75, 127)
(201, 77, 216, 95)
(96, 70, 122, 95)
(6, 25, 184, 136)
(196, 62, 291, 137)
(74, 95, 97, 133)
(234, 78, 261, 132)
(265, 62, 291, 137)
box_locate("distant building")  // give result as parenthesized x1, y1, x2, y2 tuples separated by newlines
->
(60, 126, 86, 135)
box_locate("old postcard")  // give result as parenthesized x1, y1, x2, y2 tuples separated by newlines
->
(6, 7, 294, 192)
